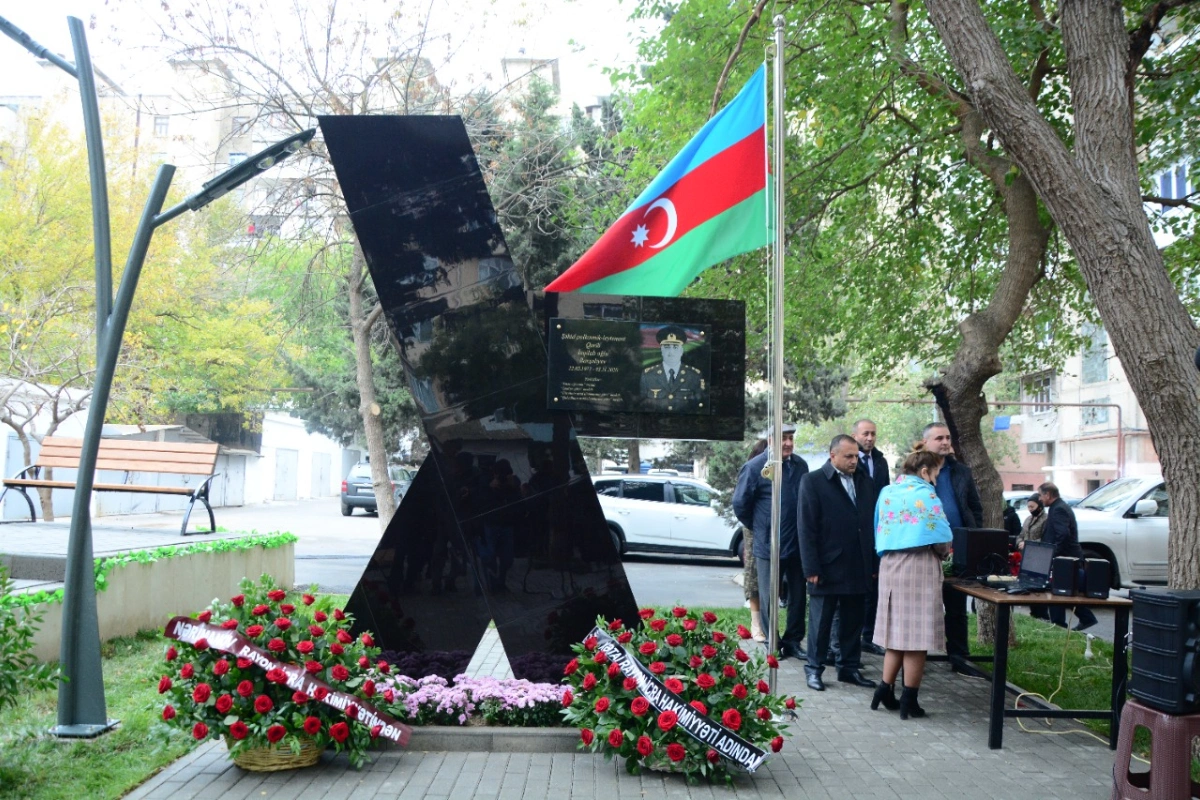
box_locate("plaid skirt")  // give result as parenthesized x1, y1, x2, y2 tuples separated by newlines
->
(873, 546, 945, 652)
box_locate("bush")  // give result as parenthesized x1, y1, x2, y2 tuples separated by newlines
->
(0, 564, 58, 712)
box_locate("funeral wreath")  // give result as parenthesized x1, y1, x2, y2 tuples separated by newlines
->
(560, 607, 798, 782)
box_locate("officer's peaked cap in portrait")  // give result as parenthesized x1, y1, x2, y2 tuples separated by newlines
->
(656, 325, 688, 345)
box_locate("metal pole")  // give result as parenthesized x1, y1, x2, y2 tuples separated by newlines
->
(53, 165, 175, 737)
(767, 15, 786, 692)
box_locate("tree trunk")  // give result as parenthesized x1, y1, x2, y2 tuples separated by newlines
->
(348, 242, 396, 531)
(627, 439, 641, 476)
(925, 0, 1200, 590)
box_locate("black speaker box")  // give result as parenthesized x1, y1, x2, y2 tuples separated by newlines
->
(1082, 559, 1110, 599)
(1051, 557, 1081, 596)
(951, 528, 1009, 578)
(1130, 589, 1200, 715)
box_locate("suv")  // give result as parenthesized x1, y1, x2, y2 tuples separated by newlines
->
(594, 475, 743, 563)
(1073, 475, 1168, 588)
(340, 464, 413, 516)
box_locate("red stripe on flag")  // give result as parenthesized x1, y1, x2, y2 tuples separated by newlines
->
(546, 128, 765, 292)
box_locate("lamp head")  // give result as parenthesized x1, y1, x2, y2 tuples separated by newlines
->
(184, 128, 316, 212)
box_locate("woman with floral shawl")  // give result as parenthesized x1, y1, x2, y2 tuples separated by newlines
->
(869, 447, 953, 720)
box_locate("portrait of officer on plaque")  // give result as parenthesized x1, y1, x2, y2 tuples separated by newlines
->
(639, 324, 711, 414)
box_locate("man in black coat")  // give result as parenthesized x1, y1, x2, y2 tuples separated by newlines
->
(797, 435, 877, 691)
(732, 423, 809, 660)
(854, 418, 890, 657)
(923, 423, 984, 672)
(1039, 482, 1098, 631)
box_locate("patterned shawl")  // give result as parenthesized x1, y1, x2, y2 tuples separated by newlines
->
(874, 474, 954, 555)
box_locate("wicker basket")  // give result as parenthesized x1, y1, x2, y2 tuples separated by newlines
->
(225, 736, 324, 772)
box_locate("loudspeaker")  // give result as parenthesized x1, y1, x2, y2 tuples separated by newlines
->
(951, 528, 1009, 578)
(1130, 589, 1200, 715)
(1051, 557, 1081, 596)
(1082, 559, 1110, 599)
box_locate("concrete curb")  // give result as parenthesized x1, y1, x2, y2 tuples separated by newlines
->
(380, 726, 577, 754)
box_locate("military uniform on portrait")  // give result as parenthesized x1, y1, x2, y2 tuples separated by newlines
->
(639, 324, 709, 413)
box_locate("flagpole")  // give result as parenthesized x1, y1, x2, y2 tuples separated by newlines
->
(767, 14, 786, 694)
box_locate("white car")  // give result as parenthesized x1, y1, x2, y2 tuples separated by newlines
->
(593, 475, 743, 563)
(1072, 476, 1168, 587)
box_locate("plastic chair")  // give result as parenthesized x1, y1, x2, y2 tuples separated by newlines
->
(1112, 698, 1200, 800)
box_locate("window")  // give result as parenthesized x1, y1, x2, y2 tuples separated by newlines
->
(1141, 485, 1169, 518)
(1027, 442, 1047, 454)
(229, 152, 248, 166)
(595, 480, 621, 497)
(672, 483, 712, 506)
(154, 115, 169, 137)
(621, 480, 665, 503)
(1081, 398, 1110, 426)
(1081, 323, 1108, 384)
(232, 116, 250, 134)
(1023, 372, 1054, 414)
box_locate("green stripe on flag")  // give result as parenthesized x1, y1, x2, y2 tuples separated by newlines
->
(579, 191, 769, 297)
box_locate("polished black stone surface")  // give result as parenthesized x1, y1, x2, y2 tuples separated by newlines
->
(320, 115, 640, 682)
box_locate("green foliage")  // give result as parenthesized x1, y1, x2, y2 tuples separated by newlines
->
(0, 565, 58, 713)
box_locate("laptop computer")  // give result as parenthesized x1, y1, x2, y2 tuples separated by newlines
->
(1006, 540, 1055, 592)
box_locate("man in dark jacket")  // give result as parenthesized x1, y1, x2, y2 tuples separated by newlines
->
(797, 435, 877, 691)
(923, 423, 984, 672)
(1038, 482, 1098, 631)
(854, 418, 890, 657)
(732, 424, 809, 660)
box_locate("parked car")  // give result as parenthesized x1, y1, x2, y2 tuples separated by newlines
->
(593, 475, 743, 563)
(1072, 475, 1168, 588)
(340, 464, 413, 516)
(1004, 489, 1080, 522)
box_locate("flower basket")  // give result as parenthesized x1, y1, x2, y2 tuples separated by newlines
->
(225, 736, 323, 772)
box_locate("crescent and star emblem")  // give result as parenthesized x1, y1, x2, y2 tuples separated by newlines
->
(630, 197, 678, 249)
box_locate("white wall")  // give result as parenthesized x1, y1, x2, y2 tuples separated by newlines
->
(248, 412, 348, 504)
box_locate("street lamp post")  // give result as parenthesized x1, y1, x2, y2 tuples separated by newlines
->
(1, 12, 313, 736)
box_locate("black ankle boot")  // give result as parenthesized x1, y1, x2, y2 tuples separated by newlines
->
(870, 681, 899, 711)
(898, 686, 926, 720)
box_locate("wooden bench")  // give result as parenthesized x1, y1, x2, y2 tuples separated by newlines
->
(0, 436, 220, 536)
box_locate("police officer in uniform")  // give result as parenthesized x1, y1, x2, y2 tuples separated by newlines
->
(640, 325, 708, 412)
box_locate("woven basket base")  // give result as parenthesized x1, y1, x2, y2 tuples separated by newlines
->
(226, 736, 324, 772)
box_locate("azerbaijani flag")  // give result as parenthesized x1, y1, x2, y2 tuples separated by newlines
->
(545, 66, 768, 297)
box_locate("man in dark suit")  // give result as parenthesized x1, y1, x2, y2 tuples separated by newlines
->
(1039, 482, 1098, 631)
(732, 423, 809, 660)
(798, 435, 877, 691)
(854, 418, 890, 657)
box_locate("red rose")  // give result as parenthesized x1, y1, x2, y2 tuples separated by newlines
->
(330, 722, 350, 742)
(757, 707, 772, 720)
(688, 655, 703, 669)
(665, 634, 683, 647)
(735, 649, 750, 663)
(330, 643, 344, 655)
(162, 705, 176, 721)
(639, 642, 657, 655)
(361, 633, 374, 647)
(266, 668, 287, 684)
(268, 638, 286, 653)
(237, 680, 253, 697)
(617, 631, 633, 644)
(346, 705, 359, 719)
(607, 728, 623, 748)
(785, 697, 797, 710)
(358, 656, 370, 669)
(562, 689, 574, 707)
(192, 683, 211, 703)
(672, 606, 688, 618)
(564, 658, 579, 676)
(594, 697, 610, 713)
(165, 646, 177, 661)
(192, 722, 208, 740)
(767, 655, 779, 669)
(363, 679, 376, 698)
(594, 651, 608, 664)
(706, 749, 720, 764)
(649, 619, 667, 632)
(280, 603, 295, 615)
(305, 660, 323, 674)
(638, 608, 655, 620)
(722, 708, 742, 730)
(333, 608, 346, 621)
(384, 689, 395, 703)
(274, 618, 292, 631)
(696, 673, 716, 689)
(584, 636, 598, 651)
(712, 631, 727, 644)
(246, 625, 264, 638)
(297, 640, 315, 655)
(608, 619, 623, 631)
(254, 695, 273, 714)
(630, 697, 650, 717)
(197, 610, 212, 623)
(649, 661, 666, 674)
(215, 694, 233, 714)
(237, 657, 252, 669)
(268, 589, 286, 602)
(331, 665, 349, 681)
(737, 625, 752, 639)
(370, 725, 382, 739)
(336, 630, 353, 644)
(221, 619, 238, 630)
(622, 677, 636, 691)
(657, 710, 678, 732)
(265, 724, 286, 743)
(180, 663, 194, 679)
(231, 594, 245, 607)
(667, 742, 686, 762)
(293, 691, 309, 704)
(771, 736, 784, 753)
(665, 678, 684, 694)
(579, 728, 596, 746)
(213, 659, 230, 676)
(313, 687, 329, 701)
(732, 683, 748, 699)
(229, 720, 248, 740)
(194, 638, 209, 651)
(702, 611, 718, 624)
(637, 735, 653, 757)
(701, 645, 717, 659)
(607, 662, 621, 678)
(683, 619, 697, 631)
(690, 700, 708, 715)
(378, 660, 390, 674)
(300, 593, 315, 606)
(313, 610, 327, 622)
(252, 604, 270, 616)
(582, 673, 597, 691)
(757, 680, 770, 694)
(723, 665, 737, 679)
(301, 623, 323, 639)
(303, 716, 321, 735)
